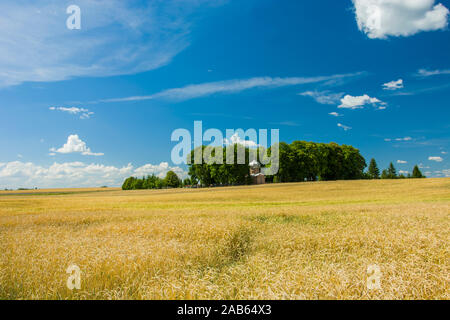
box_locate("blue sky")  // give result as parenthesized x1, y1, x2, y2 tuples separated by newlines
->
(0, 0, 449, 188)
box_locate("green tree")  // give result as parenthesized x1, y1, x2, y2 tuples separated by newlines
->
(387, 162, 397, 179)
(411, 165, 425, 178)
(183, 178, 191, 186)
(381, 169, 389, 179)
(122, 177, 135, 190)
(165, 171, 181, 188)
(133, 178, 144, 189)
(367, 158, 380, 179)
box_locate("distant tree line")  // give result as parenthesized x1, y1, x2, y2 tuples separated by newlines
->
(121, 142, 426, 190)
(366, 159, 425, 179)
(122, 170, 187, 190)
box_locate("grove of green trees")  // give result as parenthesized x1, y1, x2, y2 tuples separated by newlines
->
(122, 170, 183, 190)
(187, 141, 367, 186)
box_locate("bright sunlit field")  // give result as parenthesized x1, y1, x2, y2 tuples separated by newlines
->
(0, 179, 449, 300)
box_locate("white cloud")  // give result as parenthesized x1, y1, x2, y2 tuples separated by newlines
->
(0, 0, 224, 88)
(385, 136, 413, 142)
(383, 79, 404, 90)
(50, 135, 104, 156)
(395, 137, 412, 141)
(428, 156, 443, 162)
(328, 112, 342, 117)
(224, 133, 259, 148)
(352, 0, 449, 39)
(442, 151, 448, 154)
(432, 169, 450, 177)
(134, 162, 186, 179)
(50, 107, 94, 119)
(417, 68, 450, 76)
(337, 123, 352, 131)
(338, 94, 386, 109)
(399, 170, 409, 175)
(299, 91, 344, 105)
(98, 72, 364, 103)
(397, 160, 407, 164)
(0, 161, 187, 189)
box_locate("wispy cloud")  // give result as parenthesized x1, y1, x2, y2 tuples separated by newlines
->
(419, 163, 430, 169)
(190, 113, 253, 120)
(387, 83, 450, 96)
(397, 160, 407, 164)
(299, 90, 344, 105)
(337, 123, 352, 131)
(50, 134, 104, 156)
(416, 68, 450, 77)
(384, 137, 413, 142)
(328, 112, 342, 117)
(269, 121, 301, 127)
(96, 72, 365, 103)
(428, 156, 443, 162)
(49, 107, 93, 119)
(0, 0, 224, 87)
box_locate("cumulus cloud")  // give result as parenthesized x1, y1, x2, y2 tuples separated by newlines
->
(338, 94, 386, 109)
(0, 0, 225, 88)
(49, 107, 93, 119)
(352, 0, 449, 39)
(337, 123, 352, 131)
(397, 160, 408, 164)
(416, 68, 450, 76)
(224, 133, 259, 148)
(50, 135, 104, 156)
(428, 156, 443, 162)
(383, 79, 404, 90)
(98, 72, 364, 103)
(299, 90, 344, 105)
(0, 161, 187, 189)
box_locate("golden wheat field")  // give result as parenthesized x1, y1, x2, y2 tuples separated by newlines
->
(0, 179, 449, 300)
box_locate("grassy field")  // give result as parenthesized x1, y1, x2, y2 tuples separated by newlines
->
(0, 179, 448, 300)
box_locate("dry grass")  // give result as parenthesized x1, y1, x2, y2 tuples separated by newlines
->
(0, 179, 448, 300)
